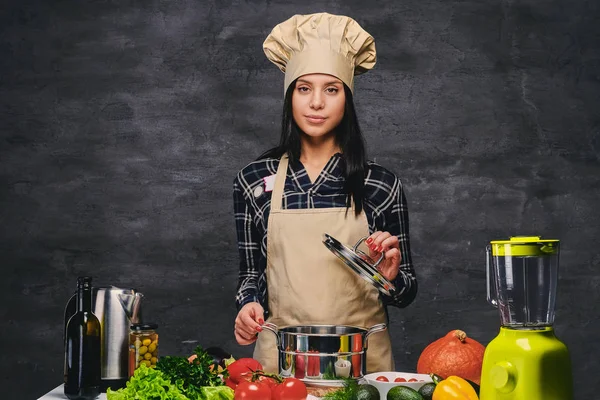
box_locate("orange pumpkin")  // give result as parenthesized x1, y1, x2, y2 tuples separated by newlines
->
(417, 330, 485, 385)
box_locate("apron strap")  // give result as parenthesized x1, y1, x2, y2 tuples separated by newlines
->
(270, 154, 289, 212)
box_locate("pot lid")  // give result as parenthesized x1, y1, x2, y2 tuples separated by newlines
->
(322, 234, 396, 297)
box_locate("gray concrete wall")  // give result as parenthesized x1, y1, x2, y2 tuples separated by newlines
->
(1, 0, 598, 398)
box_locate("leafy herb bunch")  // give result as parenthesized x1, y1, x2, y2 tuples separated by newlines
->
(156, 345, 228, 398)
(323, 378, 360, 399)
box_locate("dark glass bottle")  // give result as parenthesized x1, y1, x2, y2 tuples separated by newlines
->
(64, 276, 101, 399)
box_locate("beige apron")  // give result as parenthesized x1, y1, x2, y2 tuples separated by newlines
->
(253, 154, 394, 374)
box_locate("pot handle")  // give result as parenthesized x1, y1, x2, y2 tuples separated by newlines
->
(261, 322, 279, 345)
(364, 323, 387, 348)
(365, 323, 387, 338)
(353, 236, 385, 267)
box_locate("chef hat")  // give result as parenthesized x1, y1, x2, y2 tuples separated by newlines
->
(263, 12, 377, 93)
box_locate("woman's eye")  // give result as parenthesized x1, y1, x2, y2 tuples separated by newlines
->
(297, 87, 309, 92)
(326, 87, 339, 93)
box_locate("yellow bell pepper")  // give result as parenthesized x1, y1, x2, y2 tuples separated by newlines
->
(432, 376, 479, 400)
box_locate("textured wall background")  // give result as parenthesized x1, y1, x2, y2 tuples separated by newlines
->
(1, 0, 599, 398)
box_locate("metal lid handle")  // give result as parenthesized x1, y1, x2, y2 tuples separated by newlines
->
(353, 236, 385, 268)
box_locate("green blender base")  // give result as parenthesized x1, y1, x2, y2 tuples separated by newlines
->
(480, 327, 573, 400)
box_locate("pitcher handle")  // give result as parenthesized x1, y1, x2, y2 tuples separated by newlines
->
(486, 244, 498, 307)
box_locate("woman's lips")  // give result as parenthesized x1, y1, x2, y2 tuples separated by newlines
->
(305, 115, 327, 124)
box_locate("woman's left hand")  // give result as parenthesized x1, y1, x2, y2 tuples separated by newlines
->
(366, 231, 402, 282)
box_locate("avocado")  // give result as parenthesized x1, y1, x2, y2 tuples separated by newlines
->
(356, 384, 380, 400)
(417, 383, 436, 400)
(387, 386, 425, 400)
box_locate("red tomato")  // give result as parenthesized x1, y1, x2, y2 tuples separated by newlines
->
(234, 380, 271, 400)
(253, 374, 279, 389)
(225, 377, 237, 389)
(227, 358, 263, 385)
(271, 377, 308, 400)
(376, 376, 389, 382)
(394, 377, 407, 382)
(227, 372, 278, 391)
(408, 378, 418, 382)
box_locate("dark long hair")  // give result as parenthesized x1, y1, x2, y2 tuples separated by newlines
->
(258, 79, 368, 215)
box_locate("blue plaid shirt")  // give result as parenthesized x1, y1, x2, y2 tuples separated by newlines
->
(233, 153, 417, 317)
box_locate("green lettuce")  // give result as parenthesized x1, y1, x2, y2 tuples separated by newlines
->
(106, 364, 189, 400)
(199, 386, 234, 400)
(106, 362, 235, 400)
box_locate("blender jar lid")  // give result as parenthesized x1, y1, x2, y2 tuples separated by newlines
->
(322, 233, 396, 297)
(490, 236, 559, 256)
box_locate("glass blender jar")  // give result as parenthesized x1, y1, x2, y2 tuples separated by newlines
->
(481, 236, 573, 400)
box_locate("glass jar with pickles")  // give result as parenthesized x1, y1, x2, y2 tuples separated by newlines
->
(129, 323, 159, 376)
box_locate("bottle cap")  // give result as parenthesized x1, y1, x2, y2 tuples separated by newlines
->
(77, 276, 93, 288)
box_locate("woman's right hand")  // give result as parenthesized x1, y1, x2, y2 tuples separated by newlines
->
(234, 302, 265, 345)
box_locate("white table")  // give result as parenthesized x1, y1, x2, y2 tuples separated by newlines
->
(38, 385, 107, 400)
(38, 384, 320, 399)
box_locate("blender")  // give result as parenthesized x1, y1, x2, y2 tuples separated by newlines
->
(480, 236, 573, 400)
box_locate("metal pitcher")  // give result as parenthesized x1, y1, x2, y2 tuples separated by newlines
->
(64, 286, 143, 391)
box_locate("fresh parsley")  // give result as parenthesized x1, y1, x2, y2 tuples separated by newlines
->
(156, 345, 228, 399)
(322, 378, 360, 399)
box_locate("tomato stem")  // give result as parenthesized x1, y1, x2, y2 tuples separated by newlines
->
(249, 369, 284, 384)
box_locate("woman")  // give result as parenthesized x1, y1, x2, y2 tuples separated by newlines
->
(233, 13, 417, 373)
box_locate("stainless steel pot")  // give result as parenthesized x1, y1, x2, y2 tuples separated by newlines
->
(262, 323, 387, 384)
(64, 286, 143, 391)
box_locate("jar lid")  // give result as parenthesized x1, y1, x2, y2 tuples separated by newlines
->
(322, 234, 396, 297)
(131, 323, 158, 331)
(490, 236, 559, 256)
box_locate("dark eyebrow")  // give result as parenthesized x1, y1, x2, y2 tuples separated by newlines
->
(297, 79, 342, 86)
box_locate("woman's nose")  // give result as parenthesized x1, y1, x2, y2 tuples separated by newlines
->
(309, 93, 324, 109)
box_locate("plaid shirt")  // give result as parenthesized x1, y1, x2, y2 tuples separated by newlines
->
(233, 153, 417, 317)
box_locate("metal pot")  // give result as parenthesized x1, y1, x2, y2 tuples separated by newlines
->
(262, 322, 387, 384)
